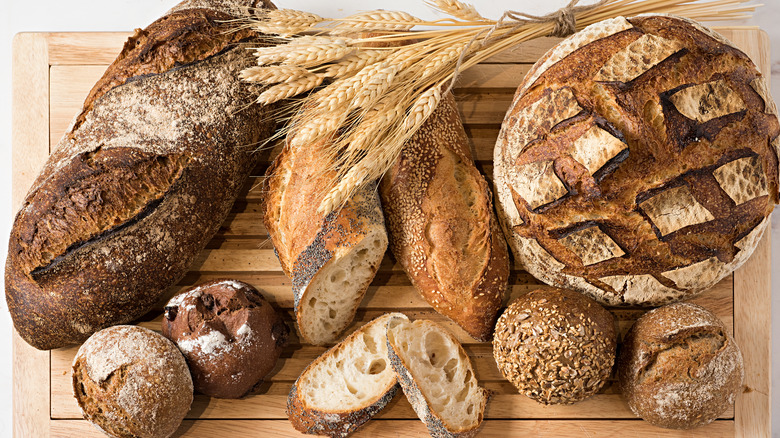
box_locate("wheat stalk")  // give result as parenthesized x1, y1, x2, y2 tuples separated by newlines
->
(241, 0, 757, 213)
(427, 0, 487, 22)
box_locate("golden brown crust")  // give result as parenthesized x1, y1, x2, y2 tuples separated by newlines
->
(494, 15, 780, 306)
(380, 93, 509, 341)
(617, 302, 744, 429)
(5, 0, 277, 350)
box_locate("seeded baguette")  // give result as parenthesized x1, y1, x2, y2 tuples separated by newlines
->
(386, 317, 489, 438)
(262, 139, 388, 346)
(380, 93, 509, 342)
(287, 313, 406, 437)
(5, 0, 276, 350)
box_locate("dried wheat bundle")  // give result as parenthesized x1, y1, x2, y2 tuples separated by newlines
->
(241, 0, 756, 214)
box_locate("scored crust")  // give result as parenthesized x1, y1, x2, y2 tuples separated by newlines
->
(72, 326, 193, 438)
(618, 303, 744, 429)
(494, 14, 780, 306)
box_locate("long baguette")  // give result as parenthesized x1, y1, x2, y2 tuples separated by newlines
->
(5, 0, 276, 350)
(379, 93, 510, 341)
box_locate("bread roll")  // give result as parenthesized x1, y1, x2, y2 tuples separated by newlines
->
(493, 287, 616, 405)
(493, 15, 780, 306)
(5, 0, 276, 350)
(161, 280, 290, 399)
(262, 139, 388, 346)
(380, 93, 509, 341)
(72, 325, 193, 438)
(618, 302, 743, 429)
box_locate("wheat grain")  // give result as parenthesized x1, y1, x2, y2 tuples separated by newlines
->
(256, 73, 325, 104)
(239, 0, 757, 214)
(428, 0, 487, 22)
(331, 10, 423, 32)
(322, 50, 387, 78)
(252, 9, 324, 36)
(240, 65, 310, 84)
(402, 86, 442, 131)
(420, 41, 470, 79)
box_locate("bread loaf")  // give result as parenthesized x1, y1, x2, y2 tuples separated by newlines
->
(287, 313, 405, 437)
(493, 15, 780, 306)
(72, 325, 193, 438)
(262, 139, 388, 346)
(380, 93, 509, 342)
(5, 0, 276, 350)
(618, 302, 744, 429)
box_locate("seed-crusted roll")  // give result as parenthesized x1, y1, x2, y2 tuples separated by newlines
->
(493, 287, 616, 405)
(493, 15, 780, 306)
(5, 0, 277, 350)
(380, 93, 510, 342)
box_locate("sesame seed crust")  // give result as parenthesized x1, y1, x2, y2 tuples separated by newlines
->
(380, 93, 510, 342)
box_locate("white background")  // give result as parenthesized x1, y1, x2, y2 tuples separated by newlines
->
(0, 0, 778, 436)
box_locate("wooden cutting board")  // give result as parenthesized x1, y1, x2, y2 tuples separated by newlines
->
(11, 28, 772, 437)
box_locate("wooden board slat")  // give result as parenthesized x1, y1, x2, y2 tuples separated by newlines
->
(12, 28, 771, 438)
(50, 419, 735, 438)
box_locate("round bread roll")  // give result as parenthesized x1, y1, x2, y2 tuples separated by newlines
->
(161, 279, 290, 398)
(493, 14, 780, 306)
(493, 287, 616, 404)
(618, 302, 743, 429)
(72, 325, 193, 438)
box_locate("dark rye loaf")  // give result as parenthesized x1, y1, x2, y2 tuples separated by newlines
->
(6, 0, 276, 350)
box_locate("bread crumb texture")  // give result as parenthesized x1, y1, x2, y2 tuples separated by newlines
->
(494, 14, 780, 306)
(72, 325, 193, 438)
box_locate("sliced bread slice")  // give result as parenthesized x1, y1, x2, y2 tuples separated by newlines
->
(386, 317, 489, 438)
(287, 313, 408, 437)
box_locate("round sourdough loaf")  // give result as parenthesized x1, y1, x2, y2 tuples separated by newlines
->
(493, 15, 780, 306)
(618, 302, 743, 429)
(72, 325, 193, 438)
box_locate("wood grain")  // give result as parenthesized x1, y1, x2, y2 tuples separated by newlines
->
(11, 28, 771, 438)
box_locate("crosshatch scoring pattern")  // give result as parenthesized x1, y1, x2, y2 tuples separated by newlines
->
(10, 28, 771, 437)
